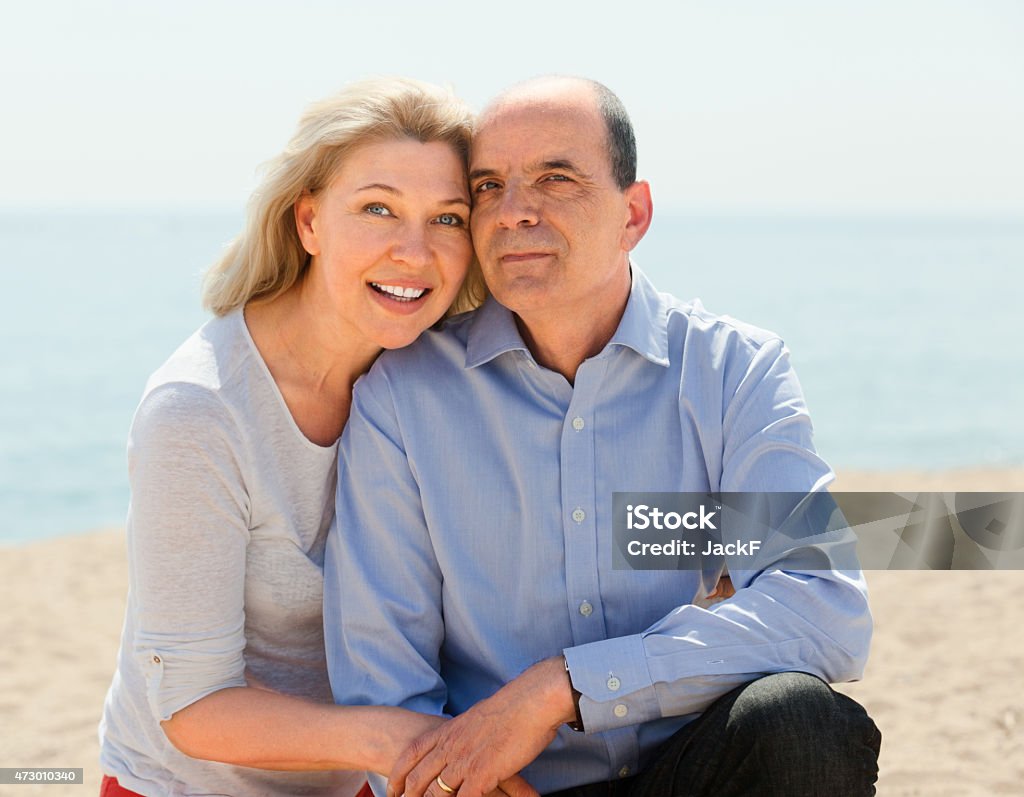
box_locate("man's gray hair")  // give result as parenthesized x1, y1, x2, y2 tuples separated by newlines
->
(590, 80, 637, 190)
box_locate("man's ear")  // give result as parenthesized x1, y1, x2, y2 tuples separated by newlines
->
(621, 180, 653, 252)
(295, 191, 320, 256)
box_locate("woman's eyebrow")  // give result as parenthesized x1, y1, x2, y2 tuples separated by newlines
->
(352, 183, 468, 206)
(355, 183, 400, 194)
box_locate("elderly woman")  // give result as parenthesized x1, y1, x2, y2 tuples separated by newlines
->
(98, 78, 504, 797)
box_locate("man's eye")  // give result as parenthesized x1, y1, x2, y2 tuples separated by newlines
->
(544, 174, 571, 183)
(474, 180, 500, 194)
(365, 203, 393, 216)
(434, 213, 465, 227)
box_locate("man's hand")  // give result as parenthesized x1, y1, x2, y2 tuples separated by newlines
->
(372, 709, 448, 777)
(708, 575, 735, 600)
(387, 656, 573, 797)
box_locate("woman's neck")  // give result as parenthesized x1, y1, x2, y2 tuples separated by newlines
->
(245, 282, 381, 446)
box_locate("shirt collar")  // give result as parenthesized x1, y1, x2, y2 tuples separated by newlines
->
(606, 264, 671, 367)
(465, 295, 531, 369)
(464, 262, 671, 370)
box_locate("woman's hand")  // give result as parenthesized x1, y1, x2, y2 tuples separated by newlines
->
(372, 709, 448, 776)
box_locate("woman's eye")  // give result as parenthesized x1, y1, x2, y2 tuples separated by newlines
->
(434, 213, 465, 227)
(365, 203, 393, 216)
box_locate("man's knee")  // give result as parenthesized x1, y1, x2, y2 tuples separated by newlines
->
(728, 672, 880, 788)
(729, 672, 836, 732)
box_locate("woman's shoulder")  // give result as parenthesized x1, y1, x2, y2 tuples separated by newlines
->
(144, 310, 250, 394)
(133, 311, 253, 441)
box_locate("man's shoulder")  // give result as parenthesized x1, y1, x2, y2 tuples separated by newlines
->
(663, 294, 783, 353)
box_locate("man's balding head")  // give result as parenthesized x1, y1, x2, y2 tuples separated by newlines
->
(479, 76, 637, 190)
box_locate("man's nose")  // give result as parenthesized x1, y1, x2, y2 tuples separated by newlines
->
(495, 183, 539, 229)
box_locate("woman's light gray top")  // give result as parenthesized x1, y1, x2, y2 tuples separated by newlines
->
(99, 309, 365, 796)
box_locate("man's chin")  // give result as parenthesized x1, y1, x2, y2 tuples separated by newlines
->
(487, 277, 560, 314)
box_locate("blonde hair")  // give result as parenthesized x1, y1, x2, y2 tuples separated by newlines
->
(203, 77, 486, 316)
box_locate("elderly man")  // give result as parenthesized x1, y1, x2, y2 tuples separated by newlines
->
(324, 77, 880, 797)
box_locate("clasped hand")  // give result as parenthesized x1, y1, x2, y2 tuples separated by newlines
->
(386, 657, 572, 797)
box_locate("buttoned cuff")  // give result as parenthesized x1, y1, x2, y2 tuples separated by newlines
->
(563, 634, 661, 733)
(137, 644, 246, 722)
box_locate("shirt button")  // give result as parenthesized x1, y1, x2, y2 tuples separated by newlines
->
(152, 655, 161, 664)
(613, 704, 628, 718)
(618, 766, 631, 778)
(572, 508, 586, 523)
(579, 600, 593, 617)
(607, 676, 621, 691)
(572, 416, 585, 431)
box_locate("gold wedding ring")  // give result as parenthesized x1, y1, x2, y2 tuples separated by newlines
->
(436, 775, 456, 794)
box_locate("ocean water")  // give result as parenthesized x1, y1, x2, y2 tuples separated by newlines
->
(1, 208, 1022, 544)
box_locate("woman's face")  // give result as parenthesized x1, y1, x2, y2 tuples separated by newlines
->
(296, 137, 472, 350)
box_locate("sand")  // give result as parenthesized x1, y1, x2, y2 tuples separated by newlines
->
(1, 471, 1023, 796)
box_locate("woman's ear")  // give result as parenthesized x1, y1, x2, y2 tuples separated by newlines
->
(295, 192, 320, 256)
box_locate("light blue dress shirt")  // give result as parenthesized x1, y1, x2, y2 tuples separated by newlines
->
(324, 267, 871, 794)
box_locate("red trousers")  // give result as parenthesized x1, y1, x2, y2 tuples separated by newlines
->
(100, 775, 374, 796)
(99, 776, 143, 797)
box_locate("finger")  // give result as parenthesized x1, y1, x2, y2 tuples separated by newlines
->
(461, 771, 532, 797)
(388, 731, 440, 797)
(433, 770, 461, 797)
(708, 576, 735, 600)
(405, 755, 463, 797)
(419, 771, 464, 797)
(498, 775, 539, 797)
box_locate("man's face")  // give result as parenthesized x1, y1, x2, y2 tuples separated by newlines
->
(468, 87, 635, 325)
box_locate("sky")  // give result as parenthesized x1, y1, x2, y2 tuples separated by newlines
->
(2, 0, 1022, 216)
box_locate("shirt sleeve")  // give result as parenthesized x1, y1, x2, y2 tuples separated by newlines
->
(323, 371, 448, 717)
(564, 337, 872, 733)
(127, 382, 251, 723)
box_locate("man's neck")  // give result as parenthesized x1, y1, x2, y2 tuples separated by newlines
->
(515, 274, 631, 385)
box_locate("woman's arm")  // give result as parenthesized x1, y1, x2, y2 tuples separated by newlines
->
(161, 689, 442, 775)
(129, 384, 436, 775)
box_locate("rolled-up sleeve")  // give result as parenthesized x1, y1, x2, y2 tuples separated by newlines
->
(126, 383, 251, 722)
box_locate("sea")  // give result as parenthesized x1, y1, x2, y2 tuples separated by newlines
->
(1, 208, 1022, 544)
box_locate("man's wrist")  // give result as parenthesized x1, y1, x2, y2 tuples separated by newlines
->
(562, 656, 585, 732)
(517, 656, 581, 734)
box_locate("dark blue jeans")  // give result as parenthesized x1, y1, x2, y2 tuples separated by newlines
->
(546, 672, 881, 797)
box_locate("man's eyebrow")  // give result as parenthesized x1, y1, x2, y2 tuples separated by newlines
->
(536, 159, 589, 177)
(468, 168, 499, 184)
(469, 159, 592, 183)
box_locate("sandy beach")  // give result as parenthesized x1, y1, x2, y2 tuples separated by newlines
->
(2, 470, 1022, 796)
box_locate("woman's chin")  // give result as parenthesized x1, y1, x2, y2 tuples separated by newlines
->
(373, 325, 434, 351)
